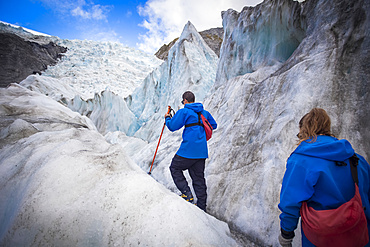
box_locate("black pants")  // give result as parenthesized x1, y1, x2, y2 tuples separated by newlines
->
(170, 154, 207, 211)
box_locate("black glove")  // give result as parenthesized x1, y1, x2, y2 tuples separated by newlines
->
(278, 228, 294, 247)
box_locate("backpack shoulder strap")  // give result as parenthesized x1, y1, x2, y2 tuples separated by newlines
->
(349, 154, 360, 185)
(185, 111, 204, 128)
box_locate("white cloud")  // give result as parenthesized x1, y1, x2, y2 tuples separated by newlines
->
(70, 3, 110, 21)
(90, 4, 110, 20)
(71, 6, 91, 19)
(136, 0, 263, 54)
(39, 0, 111, 21)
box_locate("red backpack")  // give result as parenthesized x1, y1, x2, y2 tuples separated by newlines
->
(300, 154, 369, 247)
(185, 111, 213, 141)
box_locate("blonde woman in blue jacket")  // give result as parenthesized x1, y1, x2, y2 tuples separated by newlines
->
(278, 108, 370, 246)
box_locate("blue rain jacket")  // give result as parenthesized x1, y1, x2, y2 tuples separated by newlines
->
(165, 103, 217, 159)
(279, 135, 370, 246)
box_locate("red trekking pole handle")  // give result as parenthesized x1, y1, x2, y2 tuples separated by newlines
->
(148, 106, 171, 175)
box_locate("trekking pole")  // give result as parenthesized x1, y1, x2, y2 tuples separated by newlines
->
(148, 106, 172, 175)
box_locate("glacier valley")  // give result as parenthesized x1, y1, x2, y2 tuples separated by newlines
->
(0, 0, 369, 246)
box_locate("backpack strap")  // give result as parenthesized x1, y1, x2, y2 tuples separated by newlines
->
(349, 154, 360, 185)
(185, 112, 204, 128)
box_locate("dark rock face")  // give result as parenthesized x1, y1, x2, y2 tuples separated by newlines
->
(155, 27, 224, 60)
(0, 33, 67, 87)
(154, 38, 178, 60)
(199, 27, 224, 57)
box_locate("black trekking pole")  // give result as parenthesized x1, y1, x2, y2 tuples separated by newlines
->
(148, 106, 172, 175)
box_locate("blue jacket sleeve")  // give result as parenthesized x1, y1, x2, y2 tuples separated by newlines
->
(165, 109, 186, 132)
(204, 110, 217, 130)
(278, 155, 319, 232)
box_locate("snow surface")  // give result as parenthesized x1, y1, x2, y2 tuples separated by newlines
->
(0, 21, 51, 37)
(0, 84, 237, 246)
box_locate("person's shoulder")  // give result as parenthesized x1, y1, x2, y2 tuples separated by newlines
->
(288, 152, 312, 167)
(202, 109, 213, 117)
(177, 107, 193, 117)
(357, 153, 370, 167)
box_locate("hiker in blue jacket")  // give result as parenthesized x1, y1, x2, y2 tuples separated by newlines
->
(278, 108, 370, 247)
(164, 91, 217, 212)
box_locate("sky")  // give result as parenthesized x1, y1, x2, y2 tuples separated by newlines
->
(0, 0, 263, 54)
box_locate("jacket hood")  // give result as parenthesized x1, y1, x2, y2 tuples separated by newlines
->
(185, 102, 204, 113)
(293, 135, 354, 162)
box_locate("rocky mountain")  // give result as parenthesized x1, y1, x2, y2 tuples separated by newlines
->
(0, 23, 67, 88)
(154, 37, 179, 60)
(199, 27, 224, 57)
(155, 27, 223, 60)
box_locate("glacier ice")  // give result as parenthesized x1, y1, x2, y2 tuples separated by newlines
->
(204, 0, 370, 245)
(43, 39, 163, 100)
(1, 0, 369, 246)
(23, 21, 219, 139)
(0, 84, 237, 246)
(109, 0, 369, 246)
(216, 0, 305, 85)
(125, 21, 219, 142)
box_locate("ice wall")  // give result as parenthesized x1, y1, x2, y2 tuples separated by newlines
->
(203, 0, 370, 245)
(20, 75, 137, 135)
(125, 21, 219, 142)
(215, 0, 305, 85)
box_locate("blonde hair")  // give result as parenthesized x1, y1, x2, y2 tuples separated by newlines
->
(297, 108, 334, 144)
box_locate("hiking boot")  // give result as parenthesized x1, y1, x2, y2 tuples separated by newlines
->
(180, 191, 194, 203)
(196, 204, 207, 212)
